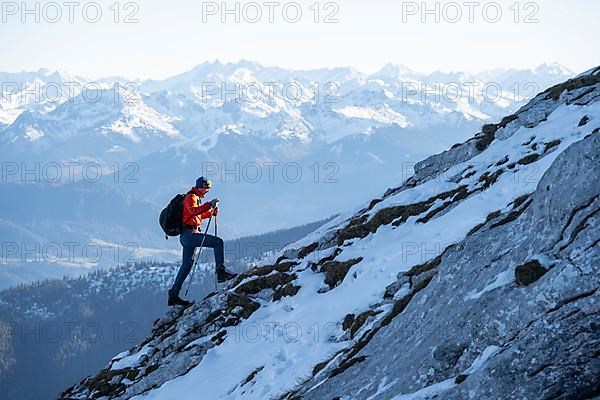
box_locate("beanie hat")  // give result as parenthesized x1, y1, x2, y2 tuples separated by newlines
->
(195, 176, 212, 189)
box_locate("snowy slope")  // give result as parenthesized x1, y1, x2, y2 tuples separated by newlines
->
(63, 66, 599, 399)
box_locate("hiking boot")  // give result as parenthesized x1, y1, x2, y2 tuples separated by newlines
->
(216, 266, 238, 283)
(168, 289, 193, 307)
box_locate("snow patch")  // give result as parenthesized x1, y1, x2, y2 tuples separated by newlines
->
(111, 344, 153, 370)
(391, 378, 456, 400)
(465, 269, 514, 301)
(24, 127, 44, 141)
(334, 105, 409, 127)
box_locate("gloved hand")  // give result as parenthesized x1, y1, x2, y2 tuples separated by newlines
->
(210, 198, 220, 208)
(212, 207, 219, 216)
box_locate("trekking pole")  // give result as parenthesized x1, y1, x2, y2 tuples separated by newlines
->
(184, 215, 213, 297)
(213, 214, 219, 292)
(214, 200, 219, 238)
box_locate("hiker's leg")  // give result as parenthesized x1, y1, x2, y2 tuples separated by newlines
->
(199, 234, 225, 269)
(171, 231, 202, 295)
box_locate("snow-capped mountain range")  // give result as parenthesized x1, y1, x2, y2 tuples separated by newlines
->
(61, 67, 600, 399)
(1, 61, 573, 155)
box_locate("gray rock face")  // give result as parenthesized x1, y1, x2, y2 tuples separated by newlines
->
(296, 131, 600, 400)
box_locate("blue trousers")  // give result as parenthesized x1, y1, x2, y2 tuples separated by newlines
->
(171, 230, 224, 296)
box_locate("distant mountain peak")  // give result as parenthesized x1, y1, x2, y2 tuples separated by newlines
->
(374, 63, 415, 78)
(534, 62, 574, 76)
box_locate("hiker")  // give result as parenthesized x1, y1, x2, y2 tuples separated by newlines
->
(168, 177, 237, 306)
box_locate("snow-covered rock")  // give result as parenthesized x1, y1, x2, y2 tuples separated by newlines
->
(61, 67, 600, 400)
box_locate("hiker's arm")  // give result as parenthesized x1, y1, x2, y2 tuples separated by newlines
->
(186, 196, 212, 216)
(193, 202, 212, 216)
(200, 209, 213, 219)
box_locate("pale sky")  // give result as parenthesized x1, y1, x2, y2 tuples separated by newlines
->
(1, 0, 599, 79)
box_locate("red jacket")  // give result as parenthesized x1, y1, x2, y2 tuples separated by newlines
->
(182, 187, 213, 230)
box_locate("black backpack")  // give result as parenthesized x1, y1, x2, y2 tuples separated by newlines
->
(159, 192, 190, 239)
